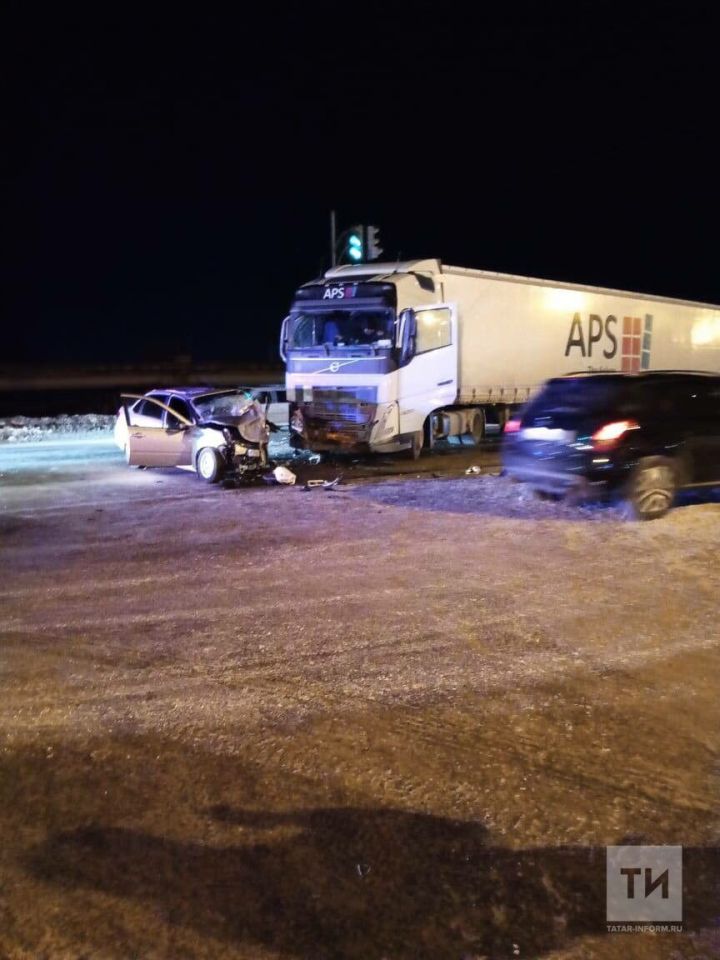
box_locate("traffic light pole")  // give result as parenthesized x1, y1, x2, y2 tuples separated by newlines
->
(330, 210, 337, 267)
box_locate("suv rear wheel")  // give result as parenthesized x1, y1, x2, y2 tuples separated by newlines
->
(624, 457, 676, 520)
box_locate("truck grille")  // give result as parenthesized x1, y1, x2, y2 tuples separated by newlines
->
(304, 401, 376, 445)
(305, 402, 373, 425)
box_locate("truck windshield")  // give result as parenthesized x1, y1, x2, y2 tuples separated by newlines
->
(289, 309, 395, 348)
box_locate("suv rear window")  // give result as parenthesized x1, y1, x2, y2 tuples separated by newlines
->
(522, 378, 631, 425)
(523, 375, 720, 427)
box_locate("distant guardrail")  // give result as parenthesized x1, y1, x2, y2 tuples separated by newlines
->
(0, 364, 284, 391)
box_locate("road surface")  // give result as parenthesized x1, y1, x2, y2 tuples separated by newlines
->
(0, 431, 503, 500)
(1, 433, 718, 960)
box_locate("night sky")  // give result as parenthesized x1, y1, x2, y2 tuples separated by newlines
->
(4, 2, 718, 365)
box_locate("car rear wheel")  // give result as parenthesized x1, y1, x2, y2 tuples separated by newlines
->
(624, 458, 676, 520)
(196, 447, 224, 483)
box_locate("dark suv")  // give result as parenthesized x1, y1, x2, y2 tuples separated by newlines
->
(502, 372, 720, 519)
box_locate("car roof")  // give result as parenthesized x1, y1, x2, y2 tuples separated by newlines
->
(147, 384, 285, 399)
(147, 387, 236, 399)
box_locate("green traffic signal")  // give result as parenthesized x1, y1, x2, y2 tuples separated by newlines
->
(348, 231, 363, 262)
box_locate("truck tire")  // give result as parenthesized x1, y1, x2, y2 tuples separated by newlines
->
(407, 430, 424, 460)
(623, 457, 676, 520)
(196, 447, 224, 483)
(469, 410, 485, 445)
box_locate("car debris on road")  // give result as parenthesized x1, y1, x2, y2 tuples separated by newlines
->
(303, 476, 343, 491)
(266, 465, 297, 485)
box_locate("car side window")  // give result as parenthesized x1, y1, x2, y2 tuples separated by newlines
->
(653, 384, 682, 418)
(700, 383, 720, 422)
(667, 382, 713, 420)
(167, 396, 192, 423)
(137, 399, 164, 421)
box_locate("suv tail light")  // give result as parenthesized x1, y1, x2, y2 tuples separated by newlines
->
(591, 419, 639, 450)
(504, 417, 522, 434)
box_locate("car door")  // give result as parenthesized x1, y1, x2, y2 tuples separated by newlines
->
(266, 387, 289, 429)
(687, 380, 720, 483)
(121, 394, 194, 467)
(165, 396, 197, 467)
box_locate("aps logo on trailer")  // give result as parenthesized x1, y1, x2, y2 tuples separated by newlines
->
(564, 312, 653, 371)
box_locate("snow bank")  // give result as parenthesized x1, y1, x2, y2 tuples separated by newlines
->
(0, 414, 115, 443)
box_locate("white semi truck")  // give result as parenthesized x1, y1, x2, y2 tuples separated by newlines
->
(280, 259, 720, 457)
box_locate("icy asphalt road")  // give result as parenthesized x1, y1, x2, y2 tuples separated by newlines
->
(0, 432, 502, 505)
(1, 433, 718, 959)
(0, 435, 120, 473)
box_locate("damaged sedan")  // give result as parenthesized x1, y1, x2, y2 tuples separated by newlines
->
(114, 387, 271, 482)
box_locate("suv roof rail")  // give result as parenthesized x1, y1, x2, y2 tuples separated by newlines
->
(642, 369, 718, 376)
(562, 370, 625, 377)
(561, 369, 718, 378)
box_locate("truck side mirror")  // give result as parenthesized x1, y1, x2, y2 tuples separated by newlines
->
(279, 316, 290, 362)
(397, 308, 417, 366)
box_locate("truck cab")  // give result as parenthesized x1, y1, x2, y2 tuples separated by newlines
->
(280, 260, 474, 457)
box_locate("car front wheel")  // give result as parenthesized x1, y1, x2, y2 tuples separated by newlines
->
(196, 447, 224, 483)
(623, 457, 676, 520)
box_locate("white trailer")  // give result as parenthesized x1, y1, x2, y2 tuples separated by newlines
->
(280, 259, 720, 457)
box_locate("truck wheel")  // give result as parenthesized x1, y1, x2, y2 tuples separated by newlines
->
(469, 410, 485, 445)
(407, 430, 424, 460)
(196, 447, 224, 483)
(623, 457, 676, 520)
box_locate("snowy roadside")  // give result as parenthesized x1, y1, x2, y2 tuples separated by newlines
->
(0, 414, 115, 443)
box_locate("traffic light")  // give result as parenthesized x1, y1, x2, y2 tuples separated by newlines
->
(338, 224, 383, 264)
(366, 225, 383, 260)
(347, 228, 363, 262)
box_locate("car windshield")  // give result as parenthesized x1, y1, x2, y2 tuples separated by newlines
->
(193, 391, 255, 420)
(289, 309, 395, 348)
